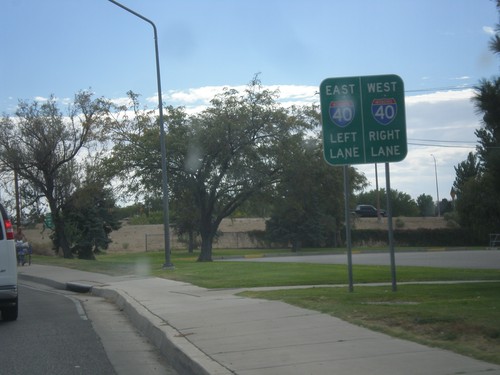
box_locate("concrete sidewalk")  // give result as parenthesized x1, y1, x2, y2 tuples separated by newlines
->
(18, 264, 500, 375)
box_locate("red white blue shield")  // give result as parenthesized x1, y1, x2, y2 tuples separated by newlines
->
(329, 100, 355, 128)
(371, 98, 397, 125)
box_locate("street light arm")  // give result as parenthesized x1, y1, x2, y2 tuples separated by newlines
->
(108, 0, 155, 30)
(107, 1, 162, 103)
(107, 0, 162, 98)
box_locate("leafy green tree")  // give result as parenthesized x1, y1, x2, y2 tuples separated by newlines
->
(473, 78, 500, 190)
(106, 77, 315, 261)
(453, 1, 500, 239)
(62, 184, 121, 259)
(171, 78, 313, 261)
(355, 188, 418, 216)
(230, 191, 275, 218)
(266, 138, 366, 250)
(170, 180, 200, 253)
(416, 194, 435, 217)
(164, 105, 205, 252)
(0, 92, 110, 258)
(453, 152, 481, 196)
(103, 91, 166, 201)
(115, 204, 143, 221)
(104, 93, 196, 242)
(455, 175, 498, 239)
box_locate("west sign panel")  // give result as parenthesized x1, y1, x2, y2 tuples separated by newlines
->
(320, 74, 407, 165)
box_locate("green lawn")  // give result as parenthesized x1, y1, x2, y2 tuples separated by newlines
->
(33, 248, 500, 364)
(33, 249, 500, 288)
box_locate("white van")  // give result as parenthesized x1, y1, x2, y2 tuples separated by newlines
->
(0, 203, 18, 321)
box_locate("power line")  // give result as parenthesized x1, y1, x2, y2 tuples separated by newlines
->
(408, 141, 500, 150)
(405, 85, 475, 94)
(408, 138, 476, 149)
(408, 142, 475, 149)
(410, 138, 475, 144)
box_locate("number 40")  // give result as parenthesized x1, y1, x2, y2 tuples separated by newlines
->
(374, 105, 396, 121)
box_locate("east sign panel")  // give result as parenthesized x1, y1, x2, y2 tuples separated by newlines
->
(320, 74, 407, 166)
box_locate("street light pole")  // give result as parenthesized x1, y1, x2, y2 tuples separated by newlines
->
(108, 0, 173, 268)
(431, 154, 440, 217)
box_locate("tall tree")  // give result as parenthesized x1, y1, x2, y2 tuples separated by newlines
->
(0, 92, 109, 258)
(453, 1, 500, 239)
(473, 78, 500, 188)
(105, 78, 315, 261)
(102, 91, 166, 201)
(266, 138, 366, 250)
(416, 193, 435, 217)
(355, 188, 418, 217)
(62, 183, 121, 260)
(171, 78, 314, 261)
(104, 93, 196, 245)
(453, 152, 481, 196)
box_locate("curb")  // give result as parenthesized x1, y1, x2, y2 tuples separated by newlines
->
(66, 282, 93, 293)
(19, 274, 233, 375)
(91, 286, 234, 375)
(19, 273, 66, 290)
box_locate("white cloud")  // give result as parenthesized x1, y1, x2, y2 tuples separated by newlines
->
(109, 96, 133, 107)
(32, 96, 72, 107)
(152, 84, 319, 114)
(483, 26, 495, 35)
(405, 89, 474, 105)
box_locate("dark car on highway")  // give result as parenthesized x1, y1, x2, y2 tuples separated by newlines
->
(353, 204, 386, 217)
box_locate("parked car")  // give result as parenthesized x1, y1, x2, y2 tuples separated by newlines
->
(0, 203, 18, 321)
(353, 204, 387, 218)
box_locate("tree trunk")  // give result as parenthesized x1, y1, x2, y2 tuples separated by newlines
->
(188, 230, 194, 253)
(291, 239, 301, 252)
(197, 234, 213, 261)
(197, 213, 223, 261)
(48, 199, 72, 258)
(53, 218, 73, 258)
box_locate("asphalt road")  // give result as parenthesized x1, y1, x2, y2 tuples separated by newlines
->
(229, 250, 500, 269)
(0, 282, 178, 375)
(0, 284, 116, 375)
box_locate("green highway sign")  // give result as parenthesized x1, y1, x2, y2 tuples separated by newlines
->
(320, 74, 407, 165)
(44, 213, 54, 229)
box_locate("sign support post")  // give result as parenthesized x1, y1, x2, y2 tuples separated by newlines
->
(385, 163, 397, 292)
(343, 165, 354, 292)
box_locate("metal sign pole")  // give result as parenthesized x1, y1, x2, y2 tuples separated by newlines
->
(385, 163, 397, 291)
(343, 165, 354, 292)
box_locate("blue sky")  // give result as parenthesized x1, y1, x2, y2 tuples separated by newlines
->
(1, 0, 498, 202)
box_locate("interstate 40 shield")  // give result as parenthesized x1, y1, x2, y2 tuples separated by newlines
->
(329, 100, 355, 128)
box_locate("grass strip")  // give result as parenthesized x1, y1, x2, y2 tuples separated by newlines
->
(33, 250, 500, 288)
